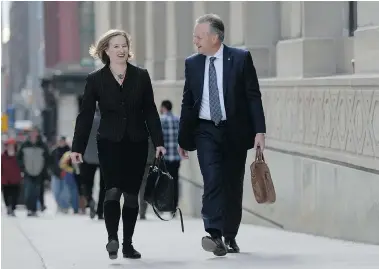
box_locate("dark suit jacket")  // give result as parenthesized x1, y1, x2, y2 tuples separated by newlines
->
(178, 45, 266, 151)
(72, 62, 164, 155)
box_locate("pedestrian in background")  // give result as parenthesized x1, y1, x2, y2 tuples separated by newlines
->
(60, 151, 80, 214)
(1, 138, 22, 216)
(17, 127, 50, 217)
(80, 105, 105, 220)
(159, 100, 181, 209)
(50, 136, 71, 213)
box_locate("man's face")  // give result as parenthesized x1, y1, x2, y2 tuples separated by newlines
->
(193, 23, 217, 56)
(30, 129, 39, 143)
(58, 139, 66, 147)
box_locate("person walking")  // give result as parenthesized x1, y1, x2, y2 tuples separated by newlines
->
(1, 138, 23, 216)
(70, 29, 165, 260)
(159, 100, 181, 209)
(80, 106, 105, 219)
(17, 128, 50, 217)
(50, 136, 71, 213)
(178, 14, 266, 256)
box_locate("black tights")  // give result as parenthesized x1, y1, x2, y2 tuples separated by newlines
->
(97, 136, 148, 244)
(104, 188, 139, 243)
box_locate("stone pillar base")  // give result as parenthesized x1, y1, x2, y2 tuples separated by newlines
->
(165, 57, 186, 81)
(276, 38, 337, 78)
(354, 26, 379, 74)
(244, 46, 276, 78)
(144, 59, 154, 78)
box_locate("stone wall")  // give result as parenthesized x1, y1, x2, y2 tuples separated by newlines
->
(152, 76, 379, 245)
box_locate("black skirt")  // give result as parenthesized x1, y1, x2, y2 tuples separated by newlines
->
(97, 135, 148, 195)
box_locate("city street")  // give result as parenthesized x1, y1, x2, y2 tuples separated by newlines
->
(2, 193, 379, 269)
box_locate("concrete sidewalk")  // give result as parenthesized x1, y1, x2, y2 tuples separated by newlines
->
(2, 193, 379, 269)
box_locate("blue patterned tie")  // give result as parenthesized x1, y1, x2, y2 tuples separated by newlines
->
(209, 57, 222, 125)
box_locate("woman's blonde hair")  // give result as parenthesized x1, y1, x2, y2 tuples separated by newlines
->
(89, 29, 134, 65)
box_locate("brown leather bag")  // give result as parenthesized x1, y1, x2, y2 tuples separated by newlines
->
(250, 148, 276, 204)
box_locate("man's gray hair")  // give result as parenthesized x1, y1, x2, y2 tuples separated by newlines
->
(196, 14, 225, 42)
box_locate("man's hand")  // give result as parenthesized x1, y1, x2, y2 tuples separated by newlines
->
(156, 146, 167, 158)
(178, 146, 189, 159)
(254, 133, 265, 151)
(70, 152, 83, 164)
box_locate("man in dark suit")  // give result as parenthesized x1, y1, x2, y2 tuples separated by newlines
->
(178, 14, 266, 256)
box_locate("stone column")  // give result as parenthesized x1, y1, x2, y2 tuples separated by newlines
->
(109, 1, 117, 28)
(276, 1, 349, 78)
(243, 2, 280, 77)
(192, 1, 205, 53)
(174, 2, 194, 80)
(145, 1, 166, 80)
(229, 2, 244, 47)
(164, 1, 194, 80)
(353, 2, 379, 74)
(204, 1, 230, 45)
(120, 1, 138, 66)
(144, 1, 154, 75)
(114, 1, 123, 29)
(165, 1, 177, 80)
(94, 1, 110, 67)
(133, 1, 146, 67)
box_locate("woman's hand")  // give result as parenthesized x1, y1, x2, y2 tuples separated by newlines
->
(70, 152, 83, 164)
(155, 146, 166, 158)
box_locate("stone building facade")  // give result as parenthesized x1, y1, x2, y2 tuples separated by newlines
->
(93, 1, 379, 244)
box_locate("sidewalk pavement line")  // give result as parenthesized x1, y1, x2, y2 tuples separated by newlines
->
(12, 218, 48, 269)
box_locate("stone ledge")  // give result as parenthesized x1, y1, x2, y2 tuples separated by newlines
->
(267, 139, 379, 172)
(153, 73, 379, 87)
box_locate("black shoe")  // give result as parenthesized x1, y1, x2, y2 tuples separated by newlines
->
(98, 215, 104, 220)
(27, 211, 38, 217)
(139, 215, 146, 220)
(224, 238, 240, 253)
(106, 239, 119, 260)
(201, 236, 227, 256)
(123, 242, 141, 259)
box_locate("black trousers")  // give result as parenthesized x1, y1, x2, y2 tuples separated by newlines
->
(166, 160, 181, 208)
(97, 135, 148, 242)
(39, 182, 45, 208)
(80, 161, 105, 217)
(195, 120, 247, 239)
(2, 184, 20, 210)
(138, 165, 151, 217)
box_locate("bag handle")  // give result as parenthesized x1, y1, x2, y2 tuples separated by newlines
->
(152, 154, 169, 173)
(255, 146, 265, 162)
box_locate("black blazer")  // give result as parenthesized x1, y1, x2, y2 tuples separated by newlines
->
(72, 63, 164, 155)
(178, 45, 266, 151)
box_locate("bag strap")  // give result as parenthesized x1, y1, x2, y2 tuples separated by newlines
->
(152, 204, 184, 233)
(151, 156, 185, 232)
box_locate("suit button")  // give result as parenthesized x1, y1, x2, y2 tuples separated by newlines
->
(121, 102, 125, 105)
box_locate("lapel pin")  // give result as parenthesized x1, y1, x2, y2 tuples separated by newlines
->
(228, 58, 230, 61)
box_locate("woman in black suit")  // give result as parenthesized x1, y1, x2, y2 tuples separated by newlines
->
(70, 29, 166, 260)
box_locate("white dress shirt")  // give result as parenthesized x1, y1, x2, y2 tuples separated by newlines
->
(199, 44, 227, 121)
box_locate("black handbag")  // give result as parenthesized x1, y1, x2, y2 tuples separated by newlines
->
(144, 155, 184, 232)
